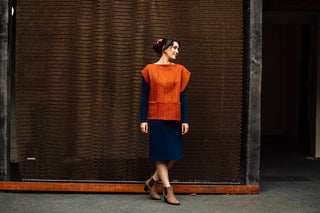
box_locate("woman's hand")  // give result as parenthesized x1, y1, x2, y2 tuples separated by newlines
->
(182, 123, 189, 135)
(140, 122, 148, 134)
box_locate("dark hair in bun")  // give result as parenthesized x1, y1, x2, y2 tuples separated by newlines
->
(153, 38, 180, 57)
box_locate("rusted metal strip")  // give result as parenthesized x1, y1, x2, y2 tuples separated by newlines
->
(0, 181, 259, 194)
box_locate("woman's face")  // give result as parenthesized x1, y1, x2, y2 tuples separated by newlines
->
(164, 41, 179, 61)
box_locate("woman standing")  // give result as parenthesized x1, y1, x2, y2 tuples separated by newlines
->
(140, 38, 191, 205)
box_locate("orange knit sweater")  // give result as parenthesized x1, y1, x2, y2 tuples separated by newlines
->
(141, 64, 191, 121)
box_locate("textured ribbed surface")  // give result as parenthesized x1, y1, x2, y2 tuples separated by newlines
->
(15, 0, 243, 182)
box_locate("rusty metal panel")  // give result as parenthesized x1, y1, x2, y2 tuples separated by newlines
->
(15, 0, 243, 183)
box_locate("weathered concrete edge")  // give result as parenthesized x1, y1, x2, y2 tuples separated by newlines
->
(246, 0, 263, 186)
(0, 0, 10, 181)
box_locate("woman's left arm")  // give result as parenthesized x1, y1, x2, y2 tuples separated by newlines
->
(140, 77, 150, 134)
(181, 89, 189, 135)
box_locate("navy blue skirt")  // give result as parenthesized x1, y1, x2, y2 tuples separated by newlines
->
(149, 120, 183, 160)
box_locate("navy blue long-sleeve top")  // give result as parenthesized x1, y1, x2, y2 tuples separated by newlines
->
(140, 77, 189, 123)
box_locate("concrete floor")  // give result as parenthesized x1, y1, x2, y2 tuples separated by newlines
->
(1, 141, 320, 213)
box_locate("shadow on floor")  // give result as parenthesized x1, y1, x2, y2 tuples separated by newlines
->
(260, 136, 320, 189)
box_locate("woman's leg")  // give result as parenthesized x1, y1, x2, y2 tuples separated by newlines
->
(152, 160, 177, 182)
(155, 160, 180, 205)
(154, 160, 177, 187)
(155, 161, 170, 187)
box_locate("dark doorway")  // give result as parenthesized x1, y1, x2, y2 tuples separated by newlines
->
(261, 15, 317, 162)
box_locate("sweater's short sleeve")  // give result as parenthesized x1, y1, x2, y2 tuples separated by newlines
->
(181, 66, 191, 92)
(141, 65, 150, 84)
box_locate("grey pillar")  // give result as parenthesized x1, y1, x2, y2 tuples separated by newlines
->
(0, 0, 10, 181)
(316, 17, 320, 158)
(246, 0, 263, 186)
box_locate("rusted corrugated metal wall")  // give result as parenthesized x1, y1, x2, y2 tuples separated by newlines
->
(15, 0, 243, 183)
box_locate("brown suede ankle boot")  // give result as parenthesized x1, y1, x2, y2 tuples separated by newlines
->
(163, 186, 180, 205)
(144, 177, 161, 200)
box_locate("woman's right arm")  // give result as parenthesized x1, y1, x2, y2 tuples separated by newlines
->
(140, 77, 149, 133)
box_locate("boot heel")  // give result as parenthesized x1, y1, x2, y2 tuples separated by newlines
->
(145, 176, 161, 200)
(163, 187, 180, 205)
(144, 184, 149, 192)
